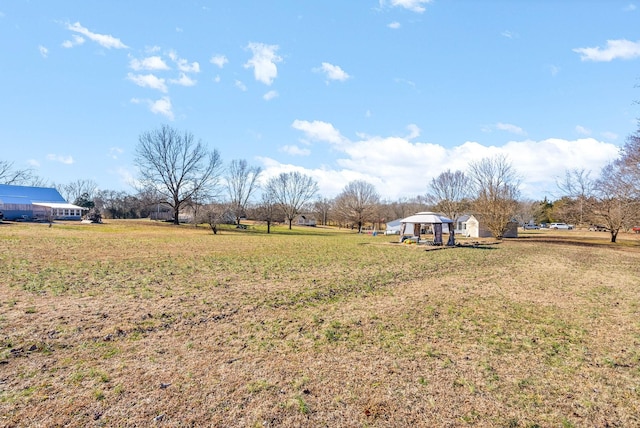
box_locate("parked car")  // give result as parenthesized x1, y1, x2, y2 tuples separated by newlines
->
(588, 224, 609, 232)
(633, 226, 640, 234)
(385, 229, 400, 235)
(0, 210, 3, 220)
(523, 223, 540, 230)
(549, 222, 573, 230)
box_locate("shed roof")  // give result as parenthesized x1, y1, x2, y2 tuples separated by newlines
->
(0, 184, 66, 203)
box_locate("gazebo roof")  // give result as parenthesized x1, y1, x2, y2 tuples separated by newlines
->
(400, 211, 453, 224)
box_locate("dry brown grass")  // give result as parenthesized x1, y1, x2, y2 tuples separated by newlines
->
(1, 220, 639, 427)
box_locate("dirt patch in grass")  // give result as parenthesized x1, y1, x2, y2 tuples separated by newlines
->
(1, 221, 639, 426)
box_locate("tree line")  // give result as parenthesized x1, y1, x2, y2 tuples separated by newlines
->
(2, 122, 639, 242)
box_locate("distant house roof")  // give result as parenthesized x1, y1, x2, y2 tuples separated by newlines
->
(0, 184, 67, 204)
(386, 219, 402, 228)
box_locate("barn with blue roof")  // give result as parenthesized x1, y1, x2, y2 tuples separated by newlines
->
(0, 184, 87, 221)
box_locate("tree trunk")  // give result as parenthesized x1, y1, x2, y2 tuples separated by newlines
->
(173, 208, 180, 225)
(610, 230, 618, 243)
(288, 218, 293, 229)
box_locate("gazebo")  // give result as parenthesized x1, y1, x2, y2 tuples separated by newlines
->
(399, 212, 455, 246)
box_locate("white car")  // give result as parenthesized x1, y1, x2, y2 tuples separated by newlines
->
(549, 222, 573, 230)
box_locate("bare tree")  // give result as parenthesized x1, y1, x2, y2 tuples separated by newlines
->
(197, 203, 228, 235)
(0, 160, 41, 185)
(333, 180, 380, 233)
(620, 121, 640, 185)
(313, 197, 333, 226)
(590, 161, 640, 243)
(556, 168, 595, 226)
(56, 179, 99, 204)
(468, 155, 520, 239)
(265, 171, 318, 229)
(426, 169, 471, 222)
(225, 159, 262, 226)
(134, 125, 223, 225)
(255, 189, 279, 233)
(513, 199, 539, 227)
(380, 197, 429, 223)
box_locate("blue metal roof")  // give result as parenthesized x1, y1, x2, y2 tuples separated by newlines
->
(0, 184, 67, 204)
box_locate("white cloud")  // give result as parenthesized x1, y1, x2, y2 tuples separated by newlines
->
(168, 50, 200, 73)
(27, 159, 40, 167)
(130, 97, 174, 120)
(501, 30, 518, 39)
(169, 72, 197, 87)
(244, 42, 282, 85)
(575, 125, 591, 136)
(624, 3, 636, 11)
(573, 39, 640, 61)
(495, 122, 526, 135)
(394, 78, 416, 88)
(388, 21, 401, 29)
(213, 75, 221, 83)
(601, 131, 618, 140)
(66, 22, 128, 49)
(38, 45, 48, 58)
(127, 73, 168, 92)
(47, 154, 74, 164)
(383, 0, 433, 13)
(314, 62, 351, 82)
(263, 90, 279, 100)
(62, 35, 85, 48)
(129, 55, 170, 71)
(264, 121, 620, 200)
(406, 124, 420, 140)
(548, 64, 560, 76)
(291, 120, 347, 145)
(109, 147, 123, 159)
(149, 97, 174, 120)
(280, 145, 311, 156)
(210, 54, 228, 68)
(235, 80, 247, 91)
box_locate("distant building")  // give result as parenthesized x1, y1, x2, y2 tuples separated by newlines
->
(463, 215, 518, 238)
(295, 214, 317, 227)
(0, 184, 87, 221)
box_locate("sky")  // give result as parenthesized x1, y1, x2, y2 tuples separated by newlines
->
(1, 0, 639, 202)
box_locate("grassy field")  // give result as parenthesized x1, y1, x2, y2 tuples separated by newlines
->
(1, 220, 639, 427)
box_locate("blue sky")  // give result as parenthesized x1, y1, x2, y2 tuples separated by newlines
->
(1, 1, 639, 201)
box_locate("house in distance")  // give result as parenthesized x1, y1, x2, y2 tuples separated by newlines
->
(0, 184, 87, 221)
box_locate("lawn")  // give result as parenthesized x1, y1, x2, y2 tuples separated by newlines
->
(1, 220, 639, 427)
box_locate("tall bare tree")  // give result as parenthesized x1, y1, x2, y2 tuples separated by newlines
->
(313, 197, 333, 226)
(256, 188, 279, 234)
(265, 171, 318, 229)
(468, 155, 520, 239)
(556, 168, 595, 226)
(225, 159, 262, 226)
(589, 161, 640, 243)
(426, 169, 471, 222)
(334, 180, 380, 233)
(620, 120, 640, 185)
(135, 125, 223, 225)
